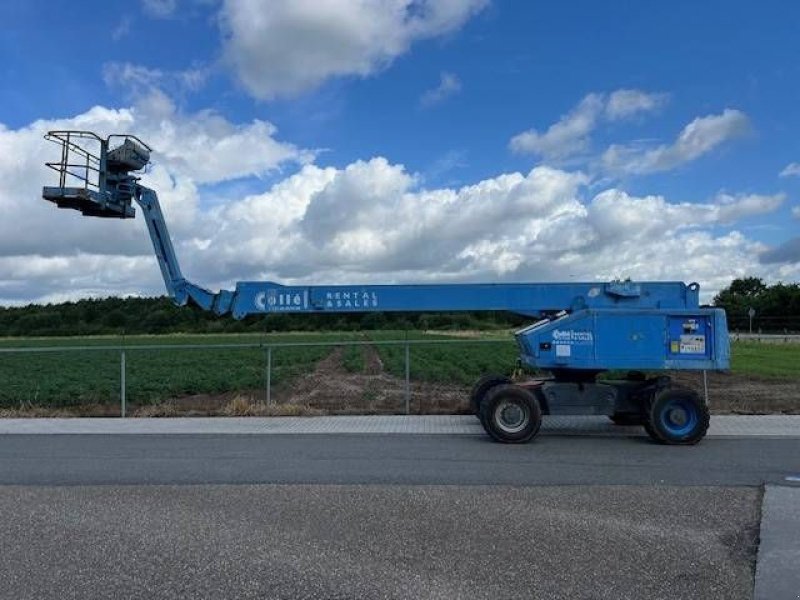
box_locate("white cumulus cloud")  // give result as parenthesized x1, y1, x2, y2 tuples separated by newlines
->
(713, 193, 785, 224)
(104, 62, 209, 96)
(0, 103, 794, 306)
(420, 72, 462, 108)
(780, 162, 800, 178)
(602, 109, 750, 175)
(194, 163, 786, 301)
(219, 0, 488, 99)
(142, 0, 178, 18)
(605, 89, 669, 121)
(509, 90, 666, 161)
(760, 237, 800, 265)
(510, 94, 604, 160)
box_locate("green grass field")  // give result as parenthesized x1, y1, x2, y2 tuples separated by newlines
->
(729, 341, 800, 379)
(0, 332, 797, 409)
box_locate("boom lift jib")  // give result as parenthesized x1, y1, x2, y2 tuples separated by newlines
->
(42, 131, 731, 444)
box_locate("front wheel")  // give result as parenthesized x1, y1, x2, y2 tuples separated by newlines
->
(469, 374, 512, 421)
(480, 384, 542, 444)
(646, 389, 709, 445)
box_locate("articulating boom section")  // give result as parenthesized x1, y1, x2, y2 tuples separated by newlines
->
(41, 131, 218, 310)
(41, 131, 730, 376)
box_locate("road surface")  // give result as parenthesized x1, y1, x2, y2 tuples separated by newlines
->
(0, 433, 798, 486)
(1, 419, 798, 599)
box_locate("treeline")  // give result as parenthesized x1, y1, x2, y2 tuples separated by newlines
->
(713, 277, 800, 332)
(0, 295, 526, 337)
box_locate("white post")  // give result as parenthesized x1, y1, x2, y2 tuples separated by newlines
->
(120, 350, 126, 418)
(266, 346, 273, 405)
(404, 341, 410, 415)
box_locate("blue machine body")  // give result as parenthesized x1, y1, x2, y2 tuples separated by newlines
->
(515, 308, 729, 371)
(40, 131, 731, 375)
(219, 280, 730, 372)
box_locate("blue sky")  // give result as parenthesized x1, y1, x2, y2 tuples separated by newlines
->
(0, 0, 798, 304)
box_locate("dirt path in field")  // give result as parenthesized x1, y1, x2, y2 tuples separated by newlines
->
(273, 344, 470, 415)
(670, 370, 800, 414)
(271, 350, 800, 415)
(118, 367, 800, 417)
(3, 344, 798, 418)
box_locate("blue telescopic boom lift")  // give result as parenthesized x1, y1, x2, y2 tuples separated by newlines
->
(42, 131, 731, 444)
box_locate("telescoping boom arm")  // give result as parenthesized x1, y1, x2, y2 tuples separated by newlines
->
(42, 131, 730, 445)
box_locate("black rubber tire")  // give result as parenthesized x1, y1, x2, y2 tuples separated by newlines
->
(609, 413, 645, 426)
(479, 384, 542, 444)
(646, 388, 710, 445)
(470, 374, 512, 419)
(643, 418, 659, 441)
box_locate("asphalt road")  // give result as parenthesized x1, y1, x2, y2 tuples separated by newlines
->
(0, 433, 798, 486)
(0, 483, 761, 600)
(1, 434, 797, 599)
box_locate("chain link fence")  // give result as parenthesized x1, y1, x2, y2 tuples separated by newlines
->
(0, 334, 797, 417)
(0, 337, 517, 417)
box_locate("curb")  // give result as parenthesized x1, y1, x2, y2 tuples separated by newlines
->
(0, 415, 798, 437)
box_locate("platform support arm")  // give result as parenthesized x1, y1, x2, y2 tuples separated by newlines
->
(134, 187, 185, 301)
(134, 186, 234, 313)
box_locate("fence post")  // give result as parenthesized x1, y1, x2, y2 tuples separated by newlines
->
(120, 350, 126, 418)
(266, 346, 273, 405)
(404, 341, 410, 415)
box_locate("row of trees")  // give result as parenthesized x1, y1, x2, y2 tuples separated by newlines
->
(0, 277, 796, 337)
(0, 295, 525, 337)
(713, 277, 800, 332)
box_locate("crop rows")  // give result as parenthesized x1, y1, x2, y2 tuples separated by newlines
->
(365, 332, 520, 386)
(0, 333, 349, 408)
(0, 333, 798, 409)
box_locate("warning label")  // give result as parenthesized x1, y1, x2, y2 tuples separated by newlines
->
(679, 335, 706, 354)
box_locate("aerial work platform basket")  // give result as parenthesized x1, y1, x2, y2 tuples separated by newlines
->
(42, 131, 150, 219)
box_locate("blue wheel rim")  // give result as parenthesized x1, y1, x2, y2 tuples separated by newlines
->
(657, 397, 698, 437)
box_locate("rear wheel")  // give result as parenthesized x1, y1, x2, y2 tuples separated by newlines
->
(479, 384, 542, 444)
(645, 388, 709, 445)
(470, 374, 511, 420)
